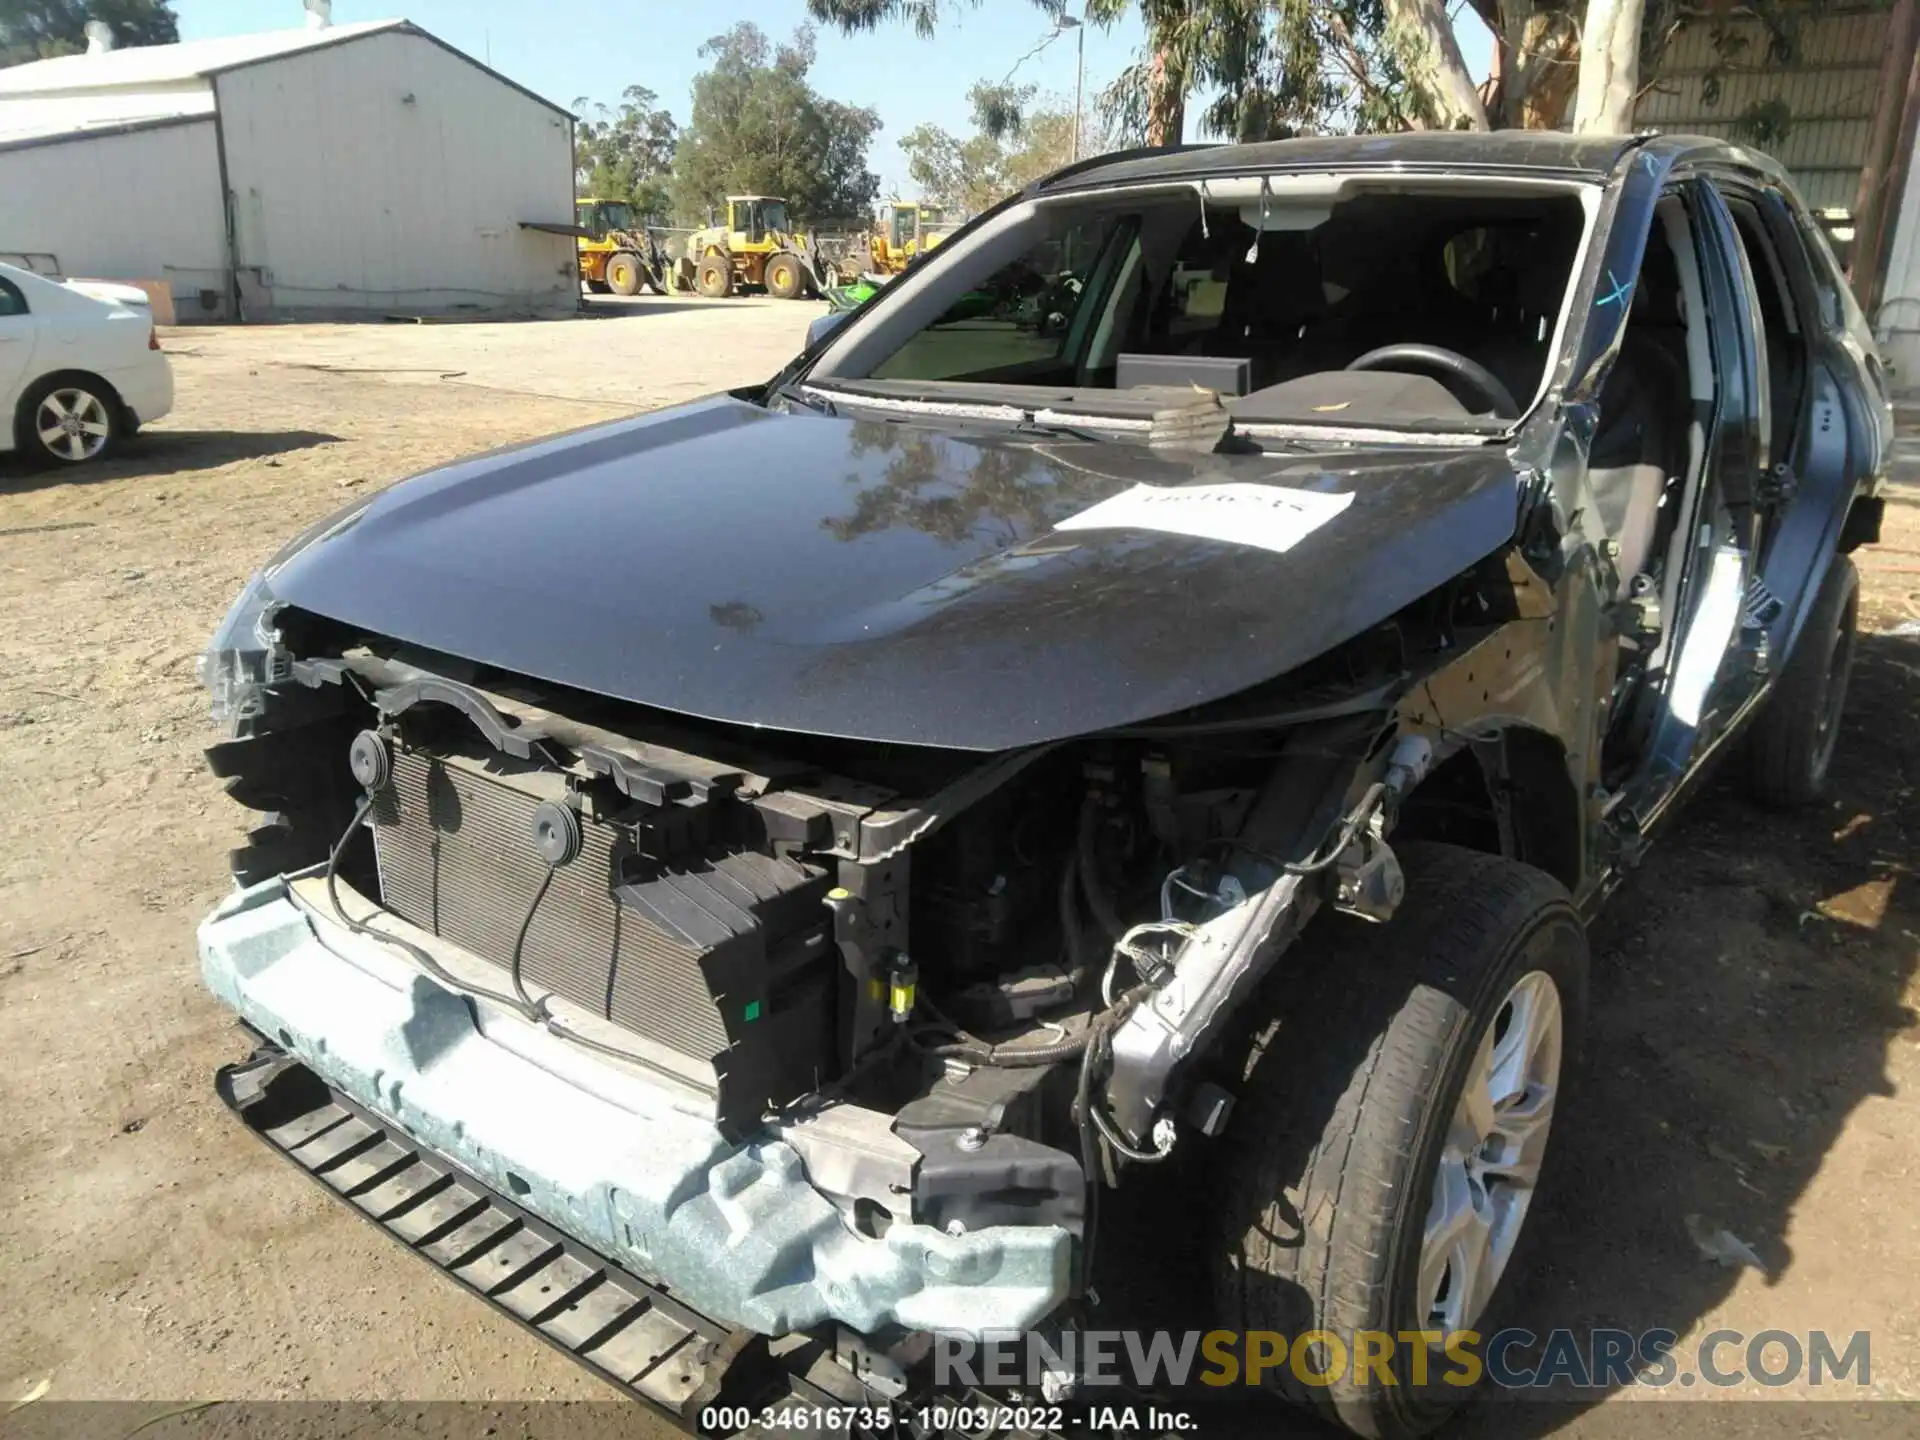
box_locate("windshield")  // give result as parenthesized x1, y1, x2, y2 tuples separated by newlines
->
(599, 202, 636, 232)
(873, 215, 1110, 381)
(819, 178, 1594, 434)
(760, 201, 791, 234)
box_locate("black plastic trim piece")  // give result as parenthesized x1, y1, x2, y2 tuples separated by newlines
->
(215, 1044, 817, 1432)
(1840, 493, 1885, 552)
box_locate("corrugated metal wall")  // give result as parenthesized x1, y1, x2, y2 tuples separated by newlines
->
(1635, 8, 1889, 213)
(0, 118, 232, 316)
(213, 30, 575, 319)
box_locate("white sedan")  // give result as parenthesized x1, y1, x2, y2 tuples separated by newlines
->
(0, 261, 174, 467)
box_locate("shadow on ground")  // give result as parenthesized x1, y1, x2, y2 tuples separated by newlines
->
(1094, 627, 1920, 1438)
(0, 429, 341, 491)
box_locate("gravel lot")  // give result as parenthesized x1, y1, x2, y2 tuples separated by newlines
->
(1, 294, 1917, 1436)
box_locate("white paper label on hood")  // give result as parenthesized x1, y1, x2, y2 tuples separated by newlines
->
(1053, 482, 1354, 555)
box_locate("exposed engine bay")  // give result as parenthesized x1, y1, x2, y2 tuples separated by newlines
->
(206, 606, 1450, 1272)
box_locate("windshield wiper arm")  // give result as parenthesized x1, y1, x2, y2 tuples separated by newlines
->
(1011, 416, 1108, 443)
(773, 381, 837, 417)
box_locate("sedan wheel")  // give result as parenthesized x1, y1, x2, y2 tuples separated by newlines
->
(30, 383, 116, 465)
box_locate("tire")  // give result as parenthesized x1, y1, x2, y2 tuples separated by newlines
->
(605, 252, 642, 297)
(1744, 555, 1858, 808)
(1212, 843, 1589, 1440)
(18, 374, 120, 467)
(765, 253, 803, 300)
(694, 256, 732, 299)
(584, 277, 611, 295)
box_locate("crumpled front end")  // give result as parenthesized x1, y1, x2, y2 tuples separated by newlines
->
(198, 875, 1073, 1339)
(193, 580, 1459, 1389)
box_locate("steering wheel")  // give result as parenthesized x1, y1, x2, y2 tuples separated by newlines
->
(1344, 344, 1521, 420)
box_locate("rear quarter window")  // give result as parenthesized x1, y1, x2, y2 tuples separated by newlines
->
(0, 277, 27, 317)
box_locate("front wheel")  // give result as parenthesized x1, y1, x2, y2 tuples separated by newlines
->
(605, 252, 642, 296)
(1212, 843, 1589, 1439)
(765, 253, 804, 299)
(694, 256, 732, 299)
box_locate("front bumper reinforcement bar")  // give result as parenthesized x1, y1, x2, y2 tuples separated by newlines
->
(217, 1046, 876, 1432)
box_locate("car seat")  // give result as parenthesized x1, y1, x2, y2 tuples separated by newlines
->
(1587, 233, 1690, 596)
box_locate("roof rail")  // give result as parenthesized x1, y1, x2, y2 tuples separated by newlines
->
(1025, 142, 1221, 196)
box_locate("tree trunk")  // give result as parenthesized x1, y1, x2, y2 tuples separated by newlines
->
(1574, 0, 1648, 133)
(1487, 3, 1580, 130)
(1384, 0, 1490, 131)
(1147, 45, 1186, 146)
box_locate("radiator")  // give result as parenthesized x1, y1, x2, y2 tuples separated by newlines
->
(368, 748, 835, 1123)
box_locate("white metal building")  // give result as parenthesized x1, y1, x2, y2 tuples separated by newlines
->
(0, 19, 577, 321)
(1879, 154, 1920, 381)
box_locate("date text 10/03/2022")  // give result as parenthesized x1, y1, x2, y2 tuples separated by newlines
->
(694, 1327, 1874, 1433)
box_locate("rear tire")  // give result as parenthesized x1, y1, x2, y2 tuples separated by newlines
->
(1212, 843, 1588, 1439)
(605, 252, 642, 297)
(1744, 555, 1858, 808)
(18, 374, 120, 467)
(695, 256, 732, 299)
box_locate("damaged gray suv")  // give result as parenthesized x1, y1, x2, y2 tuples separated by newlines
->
(198, 132, 1888, 1438)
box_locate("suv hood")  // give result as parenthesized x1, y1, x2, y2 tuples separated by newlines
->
(269, 397, 1523, 750)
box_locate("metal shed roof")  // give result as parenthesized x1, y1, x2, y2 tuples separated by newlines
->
(0, 17, 572, 148)
(0, 20, 405, 95)
(0, 93, 213, 142)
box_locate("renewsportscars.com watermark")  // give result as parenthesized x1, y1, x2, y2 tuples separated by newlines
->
(935, 1328, 1873, 1393)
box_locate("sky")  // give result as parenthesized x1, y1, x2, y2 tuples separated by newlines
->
(173, 1, 1492, 197)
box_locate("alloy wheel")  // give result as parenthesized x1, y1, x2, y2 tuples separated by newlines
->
(1418, 969, 1563, 1333)
(36, 387, 112, 463)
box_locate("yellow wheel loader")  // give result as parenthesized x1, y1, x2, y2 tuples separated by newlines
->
(576, 199, 673, 296)
(868, 201, 960, 276)
(682, 196, 832, 299)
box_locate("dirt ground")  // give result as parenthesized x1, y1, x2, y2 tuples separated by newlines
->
(1, 295, 1917, 1437)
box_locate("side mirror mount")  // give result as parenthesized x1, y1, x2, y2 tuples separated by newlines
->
(806, 310, 850, 349)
